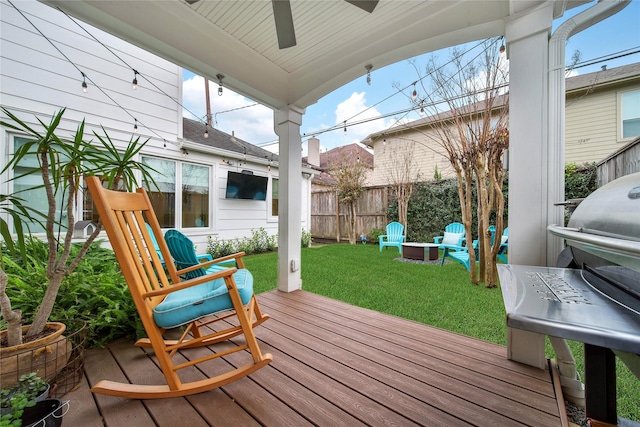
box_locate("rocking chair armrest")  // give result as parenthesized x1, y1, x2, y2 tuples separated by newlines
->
(194, 252, 245, 273)
(143, 267, 238, 298)
(175, 252, 246, 276)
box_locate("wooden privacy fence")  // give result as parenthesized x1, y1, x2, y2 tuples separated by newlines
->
(311, 186, 391, 243)
(596, 137, 640, 186)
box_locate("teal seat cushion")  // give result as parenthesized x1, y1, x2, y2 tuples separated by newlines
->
(153, 269, 253, 329)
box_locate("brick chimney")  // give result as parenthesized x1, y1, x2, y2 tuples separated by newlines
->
(307, 137, 320, 167)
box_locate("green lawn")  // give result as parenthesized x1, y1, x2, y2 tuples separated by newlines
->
(244, 243, 639, 421)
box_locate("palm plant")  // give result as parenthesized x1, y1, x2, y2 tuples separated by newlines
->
(0, 107, 157, 347)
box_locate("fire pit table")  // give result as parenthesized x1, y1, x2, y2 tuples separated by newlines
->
(402, 243, 439, 261)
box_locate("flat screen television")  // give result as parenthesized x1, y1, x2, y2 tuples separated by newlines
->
(225, 171, 268, 200)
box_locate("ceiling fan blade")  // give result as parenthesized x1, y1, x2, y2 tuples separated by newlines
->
(344, 0, 379, 13)
(272, 0, 297, 49)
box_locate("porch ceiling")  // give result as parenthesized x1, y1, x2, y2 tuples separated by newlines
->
(40, 0, 586, 111)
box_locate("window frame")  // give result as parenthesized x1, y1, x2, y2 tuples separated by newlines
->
(619, 88, 640, 141)
(267, 175, 279, 222)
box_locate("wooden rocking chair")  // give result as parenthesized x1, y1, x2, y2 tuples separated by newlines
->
(85, 176, 272, 399)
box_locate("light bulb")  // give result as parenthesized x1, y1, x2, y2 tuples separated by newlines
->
(82, 81, 87, 93)
(412, 88, 417, 101)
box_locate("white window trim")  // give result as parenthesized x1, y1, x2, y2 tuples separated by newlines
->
(618, 88, 640, 142)
(266, 174, 278, 223)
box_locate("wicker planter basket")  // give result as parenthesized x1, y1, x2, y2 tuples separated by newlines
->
(0, 322, 71, 389)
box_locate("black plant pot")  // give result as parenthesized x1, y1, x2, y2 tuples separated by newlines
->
(21, 398, 65, 427)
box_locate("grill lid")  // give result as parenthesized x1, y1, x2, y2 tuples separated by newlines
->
(548, 171, 640, 272)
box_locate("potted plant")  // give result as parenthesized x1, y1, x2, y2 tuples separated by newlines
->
(0, 108, 157, 386)
(0, 372, 63, 427)
(1, 373, 49, 414)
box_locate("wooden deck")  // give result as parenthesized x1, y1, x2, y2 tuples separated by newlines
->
(62, 290, 566, 426)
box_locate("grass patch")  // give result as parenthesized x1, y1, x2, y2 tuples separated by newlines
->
(244, 243, 639, 422)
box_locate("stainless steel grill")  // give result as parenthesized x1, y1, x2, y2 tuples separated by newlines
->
(498, 172, 640, 426)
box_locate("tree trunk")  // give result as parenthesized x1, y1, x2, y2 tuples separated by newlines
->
(0, 267, 23, 346)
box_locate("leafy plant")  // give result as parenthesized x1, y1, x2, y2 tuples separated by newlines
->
(0, 373, 48, 427)
(367, 228, 385, 244)
(0, 107, 157, 347)
(301, 229, 312, 248)
(1, 239, 141, 348)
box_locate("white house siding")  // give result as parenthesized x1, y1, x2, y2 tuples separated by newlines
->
(0, 0, 181, 146)
(1, 0, 311, 255)
(565, 85, 633, 165)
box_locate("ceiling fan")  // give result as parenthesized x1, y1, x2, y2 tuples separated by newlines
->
(273, 0, 379, 49)
(185, 0, 380, 49)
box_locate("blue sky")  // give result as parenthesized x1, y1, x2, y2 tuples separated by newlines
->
(181, 0, 640, 155)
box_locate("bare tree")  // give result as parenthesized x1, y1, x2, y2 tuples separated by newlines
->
(412, 39, 509, 287)
(385, 142, 419, 231)
(330, 157, 368, 244)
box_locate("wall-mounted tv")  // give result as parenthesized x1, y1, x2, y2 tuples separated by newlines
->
(225, 171, 268, 200)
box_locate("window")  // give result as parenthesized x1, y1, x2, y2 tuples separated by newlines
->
(141, 156, 212, 229)
(182, 163, 209, 228)
(142, 157, 176, 228)
(621, 90, 640, 139)
(271, 178, 278, 217)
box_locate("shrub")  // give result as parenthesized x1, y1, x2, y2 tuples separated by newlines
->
(301, 229, 312, 248)
(1, 239, 141, 348)
(367, 228, 385, 243)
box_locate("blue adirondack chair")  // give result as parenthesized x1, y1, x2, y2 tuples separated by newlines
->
(164, 229, 234, 279)
(441, 239, 477, 271)
(488, 226, 508, 263)
(379, 221, 406, 254)
(497, 227, 508, 263)
(434, 222, 466, 265)
(146, 223, 212, 265)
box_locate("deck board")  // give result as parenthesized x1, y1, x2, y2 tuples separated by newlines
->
(61, 290, 563, 426)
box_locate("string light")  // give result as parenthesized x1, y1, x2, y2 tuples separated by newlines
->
(343, 121, 347, 133)
(81, 72, 88, 92)
(411, 82, 417, 101)
(217, 74, 224, 96)
(133, 118, 138, 131)
(204, 123, 209, 138)
(132, 69, 138, 89)
(365, 64, 372, 85)
(182, 148, 189, 156)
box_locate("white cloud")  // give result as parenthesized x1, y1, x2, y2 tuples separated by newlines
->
(332, 91, 388, 145)
(182, 75, 277, 145)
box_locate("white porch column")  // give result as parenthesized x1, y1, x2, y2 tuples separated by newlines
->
(274, 106, 304, 292)
(504, 4, 554, 369)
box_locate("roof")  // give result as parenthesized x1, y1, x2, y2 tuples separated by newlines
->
(303, 143, 373, 187)
(183, 117, 276, 162)
(566, 62, 640, 92)
(303, 144, 374, 171)
(364, 93, 509, 143)
(364, 61, 640, 144)
(44, 0, 585, 111)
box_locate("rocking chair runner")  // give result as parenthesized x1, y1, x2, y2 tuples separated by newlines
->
(85, 176, 272, 399)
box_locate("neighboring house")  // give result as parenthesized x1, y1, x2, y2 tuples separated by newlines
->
(365, 62, 640, 186)
(303, 137, 374, 192)
(0, 0, 315, 253)
(565, 62, 640, 164)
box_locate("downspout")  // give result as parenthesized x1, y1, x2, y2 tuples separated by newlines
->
(547, 0, 631, 405)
